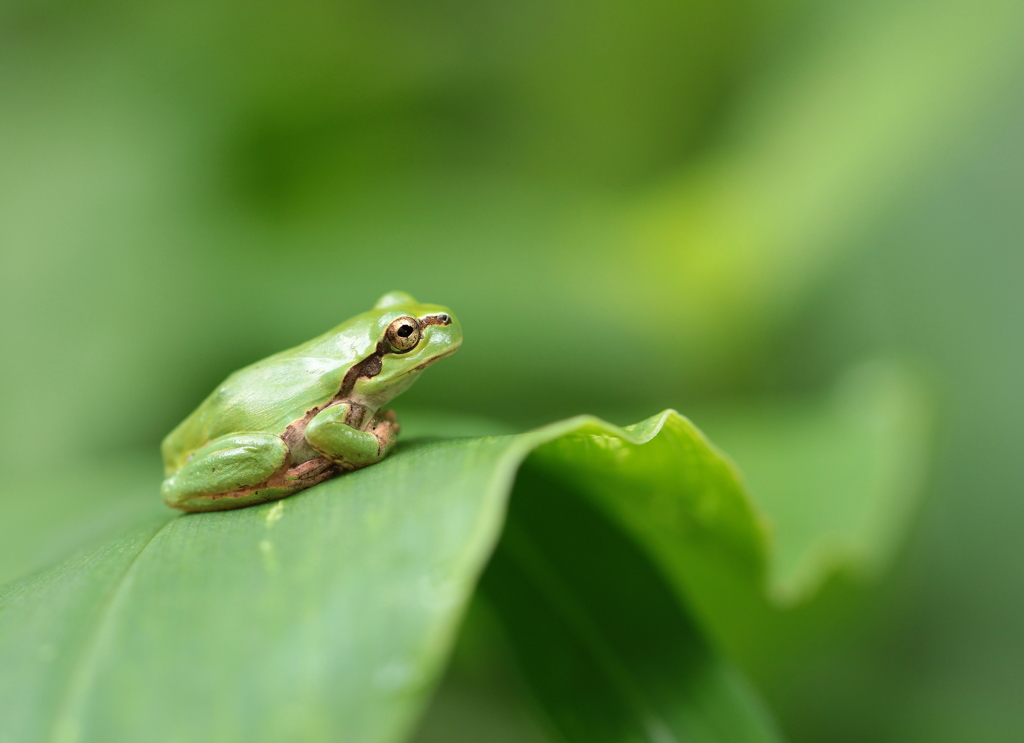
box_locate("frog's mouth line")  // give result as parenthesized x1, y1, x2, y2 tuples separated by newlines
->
(402, 341, 461, 376)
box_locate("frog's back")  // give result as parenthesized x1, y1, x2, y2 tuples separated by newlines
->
(162, 319, 375, 472)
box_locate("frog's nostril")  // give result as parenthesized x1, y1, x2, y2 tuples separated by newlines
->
(421, 313, 451, 327)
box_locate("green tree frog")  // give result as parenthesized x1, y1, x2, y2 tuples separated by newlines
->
(161, 291, 461, 512)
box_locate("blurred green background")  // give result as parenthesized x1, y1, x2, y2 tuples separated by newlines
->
(2, 0, 1022, 740)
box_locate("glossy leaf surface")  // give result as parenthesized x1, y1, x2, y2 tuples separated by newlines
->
(0, 400, 921, 742)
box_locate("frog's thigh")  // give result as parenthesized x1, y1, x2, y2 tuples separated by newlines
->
(305, 404, 390, 468)
(161, 433, 288, 507)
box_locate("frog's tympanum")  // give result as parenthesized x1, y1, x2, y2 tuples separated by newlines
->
(161, 292, 461, 512)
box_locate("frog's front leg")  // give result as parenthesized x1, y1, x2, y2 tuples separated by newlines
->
(305, 403, 399, 469)
(161, 433, 289, 510)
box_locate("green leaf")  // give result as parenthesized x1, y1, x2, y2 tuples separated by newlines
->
(0, 399, 921, 740)
(519, 414, 774, 671)
(481, 467, 781, 743)
(0, 411, 782, 743)
(698, 362, 933, 603)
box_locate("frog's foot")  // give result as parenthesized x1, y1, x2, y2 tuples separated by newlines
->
(367, 411, 400, 447)
(378, 408, 401, 435)
(306, 403, 399, 469)
(161, 433, 289, 511)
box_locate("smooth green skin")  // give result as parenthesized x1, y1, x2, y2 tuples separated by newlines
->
(161, 291, 462, 512)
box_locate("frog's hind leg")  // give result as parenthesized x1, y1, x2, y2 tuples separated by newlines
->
(161, 433, 289, 511)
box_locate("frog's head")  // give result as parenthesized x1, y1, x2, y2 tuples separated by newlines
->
(348, 291, 462, 408)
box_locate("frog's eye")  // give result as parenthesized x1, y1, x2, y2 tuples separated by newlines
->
(385, 316, 422, 353)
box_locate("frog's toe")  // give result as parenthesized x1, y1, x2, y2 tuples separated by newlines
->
(160, 476, 189, 508)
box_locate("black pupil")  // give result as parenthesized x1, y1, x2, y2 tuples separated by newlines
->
(397, 324, 414, 338)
